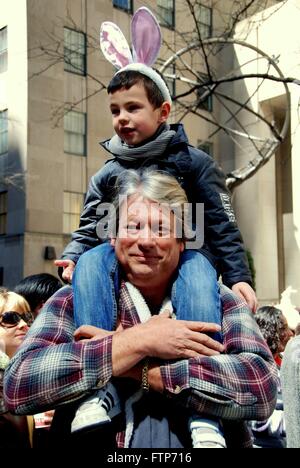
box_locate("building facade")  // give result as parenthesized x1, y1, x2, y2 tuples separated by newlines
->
(232, 0, 300, 305)
(0, 0, 299, 306)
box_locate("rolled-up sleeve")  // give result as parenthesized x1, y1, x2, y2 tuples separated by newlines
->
(4, 286, 113, 415)
(160, 285, 278, 421)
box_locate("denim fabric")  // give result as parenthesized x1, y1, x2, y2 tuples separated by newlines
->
(73, 243, 119, 330)
(172, 249, 221, 341)
(73, 244, 221, 338)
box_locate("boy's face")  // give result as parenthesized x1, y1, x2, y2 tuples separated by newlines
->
(109, 83, 169, 146)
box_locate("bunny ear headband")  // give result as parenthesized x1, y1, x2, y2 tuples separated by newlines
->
(100, 7, 172, 104)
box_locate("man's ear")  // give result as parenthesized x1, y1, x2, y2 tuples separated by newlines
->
(159, 102, 171, 123)
(110, 238, 116, 247)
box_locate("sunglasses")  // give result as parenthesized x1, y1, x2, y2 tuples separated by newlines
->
(0, 311, 34, 328)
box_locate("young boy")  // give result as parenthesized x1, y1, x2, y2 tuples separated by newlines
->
(55, 9, 256, 447)
(57, 69, 256, 309)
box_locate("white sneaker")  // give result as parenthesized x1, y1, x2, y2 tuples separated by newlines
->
(190, 418, 226, 448)
(71, 383, 121, 433)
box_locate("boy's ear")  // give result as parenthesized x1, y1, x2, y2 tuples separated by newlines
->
(158, 102, 171, 123)
(110, 238, 116, 247)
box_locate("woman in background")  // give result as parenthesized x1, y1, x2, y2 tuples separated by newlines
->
(251, 305, 293, 448)
(0, 291, 33, 448)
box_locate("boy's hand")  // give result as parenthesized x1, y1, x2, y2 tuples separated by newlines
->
(231, 282, 257, 312)
(54, 259, 75, 283)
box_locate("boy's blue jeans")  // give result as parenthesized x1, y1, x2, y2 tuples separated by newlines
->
(73, 243, 221, 339)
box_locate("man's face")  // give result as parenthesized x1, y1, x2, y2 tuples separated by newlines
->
(109, 83, 166, 146)
(111, 195, 184, 292)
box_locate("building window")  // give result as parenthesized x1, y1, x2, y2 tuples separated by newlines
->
(64, 28, 86, 75)
(63, 191, 84, 234)
(0, 110, 8, 155)
(113, 0, 132, 12)
(197, 74, 213, 112)
(64, 110, 86, 156)
(0, 191, 7, 236)
(195, 4, 212, 39)
(0, 27, 7, 73)
(198, 141, 213, 157)
(157, 0, 175, 28)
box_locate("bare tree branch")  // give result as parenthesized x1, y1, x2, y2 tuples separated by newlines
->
(25, 1, 298, 192)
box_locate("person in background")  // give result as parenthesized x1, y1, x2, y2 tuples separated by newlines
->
(14, 274, 61, 444)
(281, 310, 300, 448)
(15, 273, 62, 318)
(0, 291, 33, 448)
(250, 305, 293, 448)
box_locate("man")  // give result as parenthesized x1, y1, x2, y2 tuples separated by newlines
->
(4, 170, 277, 448)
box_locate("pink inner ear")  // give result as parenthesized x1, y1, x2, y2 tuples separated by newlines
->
(131, 7, 162, 66)
(102, 31, 130, 68)
(100, 22, 133, 69)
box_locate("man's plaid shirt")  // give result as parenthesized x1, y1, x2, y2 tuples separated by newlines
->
(4, 284, 277, 446)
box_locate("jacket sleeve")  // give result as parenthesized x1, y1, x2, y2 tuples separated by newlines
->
(61, 163, 114, 265)
(159, 286, 278, 421)
(191, 150, 252, 287)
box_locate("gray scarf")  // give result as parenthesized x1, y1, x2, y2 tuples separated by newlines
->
(105, 124, 176, 161)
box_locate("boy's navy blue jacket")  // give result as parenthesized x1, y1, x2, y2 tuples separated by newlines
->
(61, 124, 252, 288)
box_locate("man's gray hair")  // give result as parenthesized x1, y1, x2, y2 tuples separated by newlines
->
(109, 169, 191, 240)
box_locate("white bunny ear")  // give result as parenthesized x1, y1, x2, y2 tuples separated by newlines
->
(100, 21, 133, 69)
(131, 7, 162, 66)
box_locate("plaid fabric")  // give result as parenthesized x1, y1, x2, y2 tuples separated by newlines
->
(0, 369, 6, 414)
(4, 286, 113, 414)
(160, 287, 278, 422)
(4, 284, 277, 447)
(117, 282, 278, 447)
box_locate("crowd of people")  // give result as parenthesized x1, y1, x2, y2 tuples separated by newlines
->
(1, 7, 299, 449)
